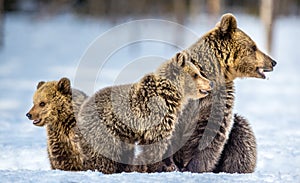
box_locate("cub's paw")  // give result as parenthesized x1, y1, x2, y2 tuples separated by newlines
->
(162, 163, 179, 172)
(125, 164, 148, 173)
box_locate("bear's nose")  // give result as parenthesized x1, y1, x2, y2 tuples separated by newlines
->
(209, 81, 214, 89)
(271, 60, 277, 67)
(26, 113, 32, 120)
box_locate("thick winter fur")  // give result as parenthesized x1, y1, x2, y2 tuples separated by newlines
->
(213, 114, 257, 173)
(77, 52, 212, 173)
(161, 13, 276, 173)
(26, 78, 128, 174)
(26, 78, 88, 171)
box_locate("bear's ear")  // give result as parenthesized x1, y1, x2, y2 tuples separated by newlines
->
(37, 81, 45, 89)
(175, 52, 186, 67)
(218, 13, 237, 34)
(57, 77, 71, 95)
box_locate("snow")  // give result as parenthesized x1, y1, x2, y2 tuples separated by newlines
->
(0, 170, 298, 183)
(0, 12, 299, 182)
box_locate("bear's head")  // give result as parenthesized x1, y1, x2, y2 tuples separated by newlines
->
(209, 13, 277, 80)
(175, 52, 213, 99)
(26, 77, 73, 127)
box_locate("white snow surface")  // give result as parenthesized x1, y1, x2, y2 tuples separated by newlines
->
(0, 13, 299, 182)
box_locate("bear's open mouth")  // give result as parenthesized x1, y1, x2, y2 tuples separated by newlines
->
(200, 89, 209, 95)
(33, 119, 41, 125)
(257, 67, 273, 79)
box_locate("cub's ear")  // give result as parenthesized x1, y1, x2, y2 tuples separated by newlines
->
(37, 81, 45, 89)
(175, 52, 186, 67)
(218, 13, 237, 34)
(57, 77, 71, 95)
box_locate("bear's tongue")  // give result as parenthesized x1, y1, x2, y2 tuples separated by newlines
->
(257, 68, 266, 79)
(200, 89, 208, 95)
(33, 119, 41, 124)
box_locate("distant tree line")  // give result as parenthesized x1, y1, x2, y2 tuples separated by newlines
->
(1, 0, 299, 52)
(2, 0, 300, 16)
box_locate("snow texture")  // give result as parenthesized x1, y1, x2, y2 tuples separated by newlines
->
(0, 13, 299, 182)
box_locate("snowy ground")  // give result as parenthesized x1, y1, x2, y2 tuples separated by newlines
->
(0, 12, 299, 182)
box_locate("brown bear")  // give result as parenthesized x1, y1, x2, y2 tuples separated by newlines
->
(152, 13, 276, 173)
(26, 78, 88, 171)
(76, 51, 212, 172)
(26, 78, 125, 174)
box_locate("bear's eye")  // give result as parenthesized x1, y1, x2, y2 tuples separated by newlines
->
(252, 45, 257, 51)
(39, 102, 46, 107)
(193, 73, 198, 79)
(200, 71, 208, 78)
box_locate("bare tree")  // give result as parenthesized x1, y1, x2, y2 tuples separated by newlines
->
(0, 0, 3, 48)
(189, 0, 202, 18)
(207, 0, 221, 17)
(260, 0, 275, 53)
(173, 0, 187, 47)
(173, 0, 186, 25)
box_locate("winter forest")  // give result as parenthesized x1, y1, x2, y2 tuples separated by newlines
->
(0, 0, 299, 182)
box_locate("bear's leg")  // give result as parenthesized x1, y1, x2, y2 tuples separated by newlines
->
(133, 139, 170, 173)
(146, 145, 179, 173)
(183, 118, 230, 173)
(213, 114, 257, 173)
(161, 155, 179, 172)
(184, 145, 220, 173)
(118, 143, 136, 173)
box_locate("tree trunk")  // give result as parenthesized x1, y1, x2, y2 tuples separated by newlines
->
(260, 0, 275, 53)
(0, 0, 3, 48)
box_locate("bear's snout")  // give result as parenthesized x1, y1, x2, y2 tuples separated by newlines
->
(26, 113, 32, 120)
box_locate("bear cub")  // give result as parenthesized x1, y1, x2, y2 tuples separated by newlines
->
(76, 51, 212, 172)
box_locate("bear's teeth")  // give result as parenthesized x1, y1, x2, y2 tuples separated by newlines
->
(33, 119, 41, 124)
(200, 90, 208, 95)
(258, 68, 266, 79)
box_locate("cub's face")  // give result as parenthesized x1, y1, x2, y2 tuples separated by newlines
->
(27, 82, 58, 126)
(231, 30, 277, 79)
(182, 60, 212, 99)
(26, 78, 72, 127)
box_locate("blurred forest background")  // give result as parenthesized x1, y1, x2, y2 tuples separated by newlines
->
(1, 0, 300, 53)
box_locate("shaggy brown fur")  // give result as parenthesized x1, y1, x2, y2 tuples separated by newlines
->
(155, 13, 276, 173)
(26, 78, 88, 171)
(27, 78, 126, 174)
(213, 114, 257, 173)
(76, 52, 212, 173)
